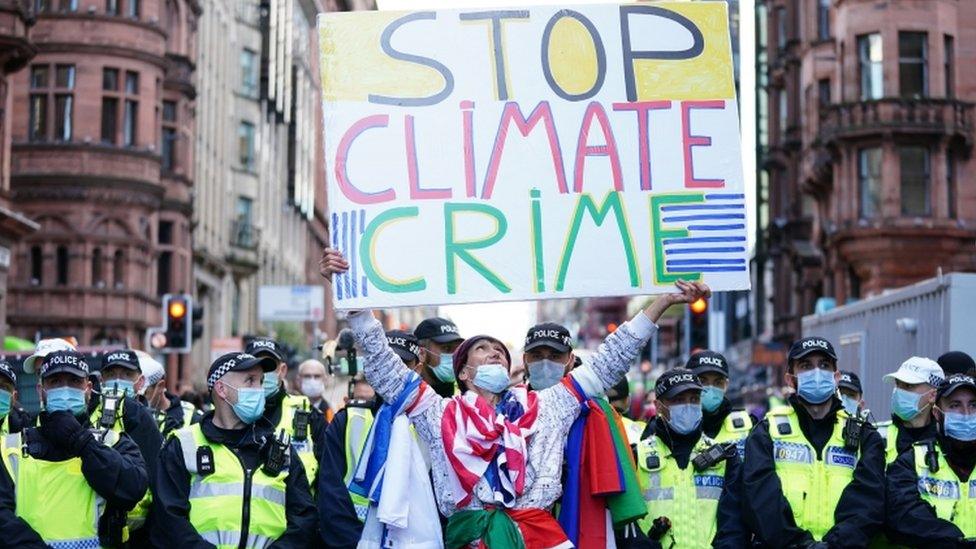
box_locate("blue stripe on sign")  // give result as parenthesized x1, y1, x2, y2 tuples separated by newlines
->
(332, 212, 342, 300)
(660, 204, 745, 212)
(341, 211, 351, 298)
(667, 266, 748, 272)
(360, 209, 368, 297)
(665, 247, 746, 255)
(667, 258, 746, 266)
(663, 213, 746, 223)
(663, 236, 746, 245)
(705, 193, 745, 200)
(687, 224, 746, 231)
(350, 209, 358, 298)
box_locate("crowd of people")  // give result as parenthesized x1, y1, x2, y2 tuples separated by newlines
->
(0, 247, 972, 548)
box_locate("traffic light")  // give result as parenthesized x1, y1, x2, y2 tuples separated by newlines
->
(162, 293, 192, 353)
(689, 297, 709, 352)
(191, 304, 204, 341)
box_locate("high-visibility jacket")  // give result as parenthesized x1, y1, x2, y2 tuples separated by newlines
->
(174, 423, 288, 548)
(343, 406, 373, 522)
(1, 428, 122, 548)
(634, 434, 726, 547)
(712, 410, 754, 458)
(621, 416, 646, 446)
(913, 443, 976, 537)
(90, 396, 151, 531)
(275, 394, 318, 485)
(767, 405, 859, 541)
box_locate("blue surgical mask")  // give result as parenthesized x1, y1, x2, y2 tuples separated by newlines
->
(0, 389, 10, 418)
(226, 385, 266, 424)
(262, 372, 279, 397)
(701, 386, 725, 413)
(46, 386, 88, 416)
(431, 354, 455, 383)
(891, 388, 923, 421)
(527, 359, 566, 391)
(840, 394, 860, 416)
(104, 379, 135, 398)
(796, 368, 837, 404)
(943, 412, 976, 442)
(667, 403, 703, 434)
(472, 363, 510, 394)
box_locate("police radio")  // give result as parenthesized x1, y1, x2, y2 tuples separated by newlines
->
(842, 415, 864, 452)
(100, 395, 121, 430)
(692, 442, 736, 471)
(924, 440, 940, 473)
(293, 401, 310, 442)
(263, 429, 291, 477)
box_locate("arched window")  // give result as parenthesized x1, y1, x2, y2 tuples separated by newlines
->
(92, 247, 104, 287)
(56, 245, 69, 286)
(30, 246, 43, 286)
(113, 249, 125, 288)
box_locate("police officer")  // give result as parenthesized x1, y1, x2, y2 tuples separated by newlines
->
(885, 373, 976, 545)
(523, 322, 576, 391)
(628, 368, 745, 547)
(0, 360, 32, 434)
(0, 350, 148, 547)
(136, 350, 202, 436)
(413, 317, 464, 397)
(743, 336, 885, 547)
(877, 357, 944, 464)
(607, 377, 646, 446)
(95, 349, 165, 474)
(317, 334, 395, 548)
(838, 371, 865, 417)
(250, 338, 326, 488)
(153, 351, 317, 547)
(686, 350, 754, 457)
(937, 351, 976, 378)
(297, 359, 333, 420)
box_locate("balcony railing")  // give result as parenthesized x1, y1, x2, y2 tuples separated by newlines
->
(819, 98, 974, 145)
(230, 220, 259, 250)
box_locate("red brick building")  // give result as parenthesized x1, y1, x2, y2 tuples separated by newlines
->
(6, 0, 198, 346)
(760, 0, 976, 341)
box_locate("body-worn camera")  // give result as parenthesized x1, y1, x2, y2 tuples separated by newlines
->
(692, 442, 735, 471)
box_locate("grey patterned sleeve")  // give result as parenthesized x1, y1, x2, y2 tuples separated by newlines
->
(348, 310, 408, 402)
(571, 311, 658, 397)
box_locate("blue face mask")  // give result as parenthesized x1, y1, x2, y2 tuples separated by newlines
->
(226, 385, 266, 424)
(104, 379, 135, 398)
(840, 394, 860, 416)
(701, 386, 725, 413)
(472, 363, 510, 394)
(528, 359, 566, 391)
(943, 412, 976, 442)
(667, 403, 703, 434)
(431, 354, 455, 383)
(0, 389, 11, 418)
(891, 388, 924, 421)
(46, 386, 88, 416)
(262, 372, 279, 397)
(796, 368, 837, 404)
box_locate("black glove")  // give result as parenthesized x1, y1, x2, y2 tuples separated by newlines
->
(41, 411, 94, 456)
(803, 542, 829, 549)
(647, 516, 671, 541)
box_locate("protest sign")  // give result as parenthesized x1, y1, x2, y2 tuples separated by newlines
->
(319, 2, 749, 309)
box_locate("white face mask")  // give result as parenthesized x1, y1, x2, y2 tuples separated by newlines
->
(301, 378, 325, 399)
(527, 359, 567, 390)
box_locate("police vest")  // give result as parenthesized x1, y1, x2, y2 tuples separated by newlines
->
(875, 421, 900, 464)
(634, 434, 726, 548)
(1, 428, 122, 548)
(913, 443, 976, 537)
(712, 410, 753, 458)
(275, 394, 318, 486)
(174, 423, 288, 548)
(621, 416, 646, 446)
(767, 405, 858, 541)
(90, 397, 152, 531)
(343, 406, 374, 522)
(154, 401, 200, 438)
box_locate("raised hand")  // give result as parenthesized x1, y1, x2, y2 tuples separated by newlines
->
(644, 279, 712, 323)
(319, 247, 350, 283)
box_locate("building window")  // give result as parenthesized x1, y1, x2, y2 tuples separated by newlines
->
(102, 68, 140, 146)
(161, 100, 177, 170)
(105, 0, 118, 15)
(857, 33, 883, 100)
(102, 68, 118, 91)
(858, 147, 882, 218)
(775, 7, 786, 50)
(944, 35, 954, 98)
(239, 121, 255, 170)
(241, 49, 258, 97)
(29, 64, 75, 142)
(778, 88, 788, 136)
(157, 251, 171, 296)
(56, 245, 69, 286)
(817, 79, 831, 108)
(898, 32, 927, 98)
(848, 266, 861, 300)
(947, 150, 956, 219)
(30, 246, 42, 286)
(123, 71, 139, 147)
(92, 247, 104, 287)
(817, 0, 830, 40)
(113, 250, 125, 288)
(158, 220, 173, 244)
(900, 146, 930, 216)
(126, 0, 139, 18)
(101, 98, 118, 144)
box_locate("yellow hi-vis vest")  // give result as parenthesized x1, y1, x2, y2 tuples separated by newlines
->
(621, 417, 646, 446)
(767, 405, 858, 541)
(90, 397, 151, 531)
(343, 406, 374, 522)
(1, 428, 122, 549)
(276, 394, 318, 486)
(713, 410, 754, 458)
(875, 421, 902, 464)
(635, 434, 726, 548)
(913, 443, 976, 537)
(174, 423, 288, 549)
